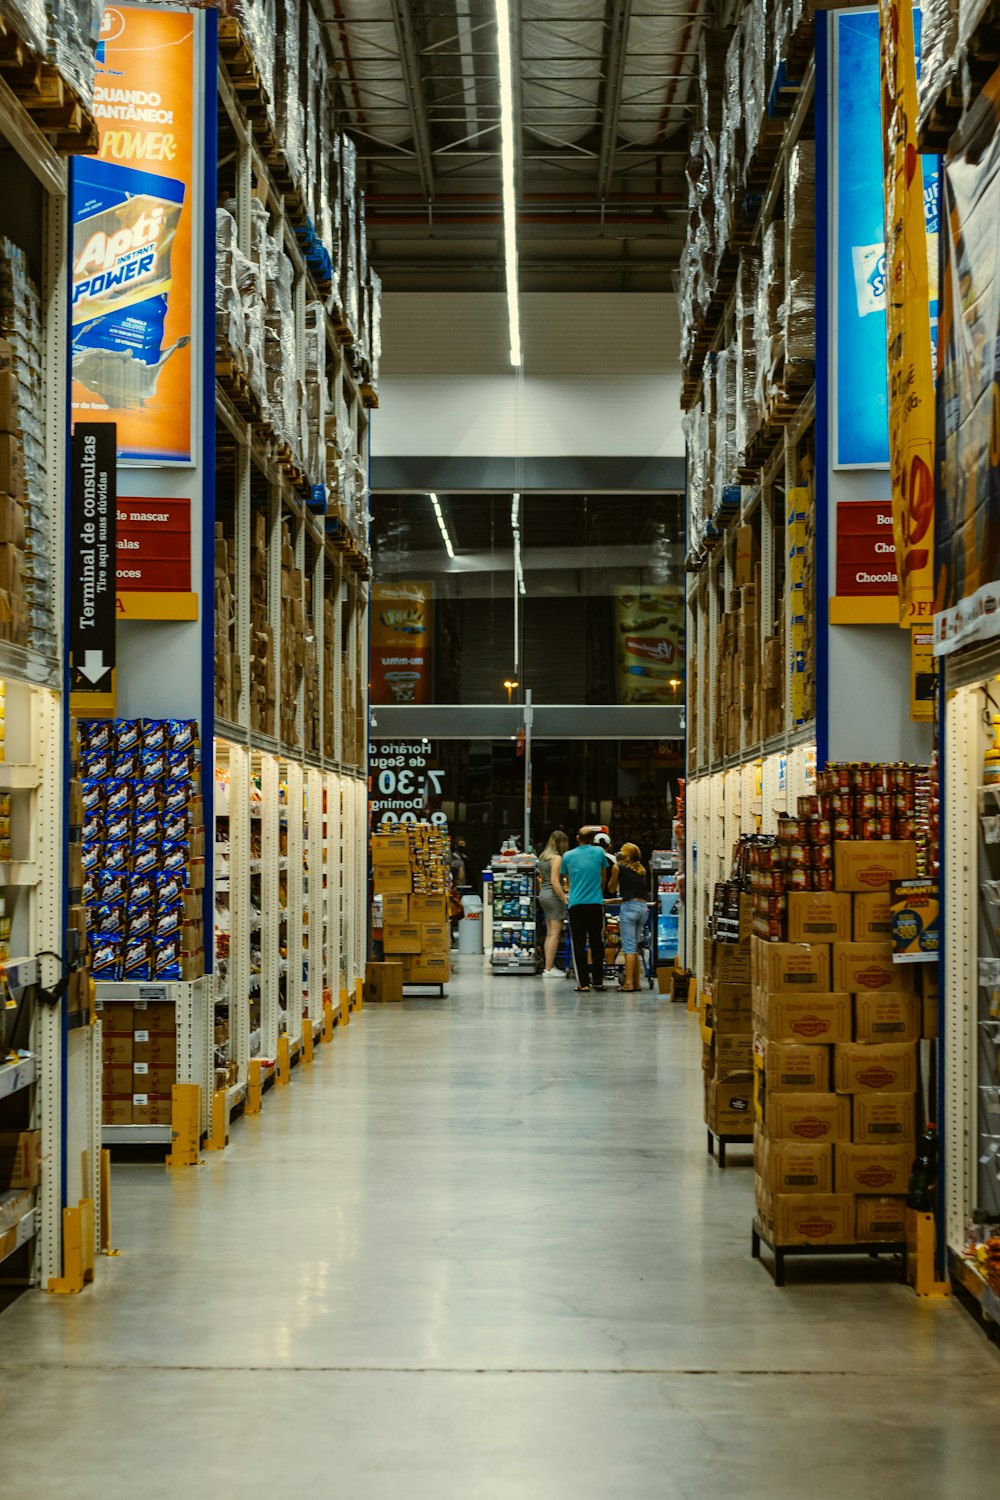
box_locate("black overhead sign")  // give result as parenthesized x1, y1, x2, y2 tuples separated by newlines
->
(70, 424, 116, 700)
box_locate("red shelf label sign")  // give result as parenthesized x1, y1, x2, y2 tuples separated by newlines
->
(116, 497, 191, 593)
(836, 502, 897, 596)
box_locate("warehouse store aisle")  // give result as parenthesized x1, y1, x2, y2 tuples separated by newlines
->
(0, 964, 998, 1497)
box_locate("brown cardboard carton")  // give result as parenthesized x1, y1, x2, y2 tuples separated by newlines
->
(383, 923, 422, 955)
(371, 832, 410, 859)
(772, 1193, 854, 1246)
(380, 893, 409, 924)
(373, 864, 412, 895)
(405, 953, 450, 984)
(711, 981, 752, 1034)
(755, 1135, 833, 1193)
(835, 1144, 913, 1195)
(410, 893, 449, 920)
(420, 922, 450, 954)
(764, 1092, 852, 1143)
(755, 991, 852, 1043)
(707, 1078, 753, 1135)
(852, 1093, 916, 1143)
(834, 841, 917, 892)
(853, 892, 893, 940)
(835, 1042, 917, 1094)
(364, 961, 404, 1003)
(854, 991, 921, 1043)
(0, 1130, 41, 1188)
(754, 940, 830, 994)
(786, 891, 852, 943)
(759, 1040, 830, 1092)
(855, 1196, 908, 1242)
(833, 941, 914, 994)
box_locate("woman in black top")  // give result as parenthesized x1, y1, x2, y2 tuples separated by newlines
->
(608, 843, 647, 992)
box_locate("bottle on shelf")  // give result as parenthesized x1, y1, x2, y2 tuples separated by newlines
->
(907, 1123, 939, 1212)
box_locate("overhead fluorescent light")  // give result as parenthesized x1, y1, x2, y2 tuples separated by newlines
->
(495, 0, 521, 368)
(429, 491, 455, 559)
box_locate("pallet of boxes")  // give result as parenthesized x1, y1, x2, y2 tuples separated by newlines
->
(751, 763, 934, 1284)
(370, 824, 451, 997)
(702, 884, 754, 1165)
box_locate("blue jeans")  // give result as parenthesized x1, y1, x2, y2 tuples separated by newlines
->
(618, 899, 646, 955)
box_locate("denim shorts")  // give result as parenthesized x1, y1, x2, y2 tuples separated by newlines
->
(618, 899, 646, 954)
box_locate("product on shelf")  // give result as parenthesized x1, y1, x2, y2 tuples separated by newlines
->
(79, 718, 206, 985)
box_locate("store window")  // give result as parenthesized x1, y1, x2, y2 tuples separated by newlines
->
(370, 491, 685, 707)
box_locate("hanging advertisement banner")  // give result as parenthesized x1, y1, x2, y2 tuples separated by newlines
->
(831, 7, 938, 474)
(70, 5, 199, 464)
(879, 0, 937, 626)
(370, 582, 434, 704)
(614, 586, 684, 705)
(932, 66, 1000, 655)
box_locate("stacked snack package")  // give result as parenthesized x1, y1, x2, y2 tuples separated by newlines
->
(372, 823, 451, 990)
(0, 241, 49, 655)
(81, 718, 206, 986)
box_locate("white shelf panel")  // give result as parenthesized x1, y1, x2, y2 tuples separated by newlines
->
(0, 1052, 37, 1100)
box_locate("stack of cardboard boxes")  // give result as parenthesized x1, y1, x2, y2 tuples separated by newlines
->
(100, 999, 178, 1128)
(702, 892, 754, 1141)
(373, 824, 451, 990)
(751, 840, 930, 1251)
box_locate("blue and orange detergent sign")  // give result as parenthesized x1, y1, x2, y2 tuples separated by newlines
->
(71, 5, 198, 462)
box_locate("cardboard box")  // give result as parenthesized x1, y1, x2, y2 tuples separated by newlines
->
(755, 1135, 833, 1193)
(373, 864, 412, 895)
(852, 1092, 916, 1143)
(711, 981, 752, 1034)
(405, 953, 450, 985)
(854, 991, 921, 1043)
(755, 940, 830, 994)
(835, 1042, 917, 1094)
(420, 922, 450, 954)
(379, 892, 409, 924)
(715, 942, 751, 985)
(382, 923, 422, 955)
(755, 991, 852, 1043)
(410, 893, 448, 920)
(764, 1092, 852, 1143)
(787, 891, 852, 943)
(712, 1032, 753, 1079)
(131, 1093, 173, 1126)
(760, 1040, 830, 1093)
(833, 942, 914, 994)
(835, 1144, 913, 1195)
(707, 1078, 753, 1135)
(371, 832, 410, 858)
(772, 1193, 854, 1246)
(834, 841, 917, 892)
(853, 892, 893, 940)
(364, 961, 404, 1003)
(102, 1097, 132, 1125)
(0, 1130, 41, 1188)
(856, 1196, 908, 1242)
(102, 1030, 134, 1065)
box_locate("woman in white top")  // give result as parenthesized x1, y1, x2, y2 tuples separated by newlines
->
(537, 830, 569, 977)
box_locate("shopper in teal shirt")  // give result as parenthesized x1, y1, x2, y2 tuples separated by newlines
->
(560, 830, 609, 991)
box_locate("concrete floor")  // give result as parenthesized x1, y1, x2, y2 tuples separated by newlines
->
(1, 960, 998, 1497)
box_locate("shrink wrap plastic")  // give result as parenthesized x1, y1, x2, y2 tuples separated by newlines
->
(781, 141, 815, 368)
(917, 0, 958, 136)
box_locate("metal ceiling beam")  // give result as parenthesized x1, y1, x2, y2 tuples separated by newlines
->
(597, 0, 633, 201)
(390, 0, 436, 204)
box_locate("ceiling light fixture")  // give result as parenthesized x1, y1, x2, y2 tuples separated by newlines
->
(494, 0, 521, 368)
(429, 491, 455, 559)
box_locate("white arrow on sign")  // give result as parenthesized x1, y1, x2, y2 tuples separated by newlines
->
(78, 650, 109, 684)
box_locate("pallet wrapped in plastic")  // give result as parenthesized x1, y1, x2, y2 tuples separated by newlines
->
(917, 0, 959, 137)
(275, 0, 304, 188)
(755, 220, 784, 410)
(782, 140, 815, 369)
(46, 0, 101, 105)
(735, 253, 761, 461)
